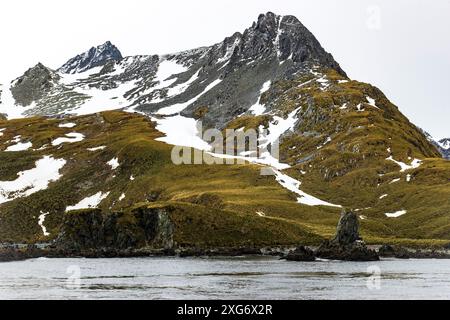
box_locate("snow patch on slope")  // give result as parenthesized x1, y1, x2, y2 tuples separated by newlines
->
(156, 78, 222, 115)
(52, 132, 85, 146)
(248, 81, 271, 116)
(0, 156, 66, 204)
(66, 191, 110, 211)
(366, 96, 380, 110)
(152, 58, 188, 91)
(107, 158, 120, 170)
(260, 108, 300, 148)
(59, 122, 77, 128)
(87, 146, 106, 152)
(385, 210, 407, 218)
(217, 37, 241, 64)
(166, 69, 200, 98)
(5, 136, 32, 151)
(38, 212, 50, 236)
(273, 170, 341, 207)
(154, 115, 211, 150)
(69, 81, 137, 115)
(386, 156, 422, 172)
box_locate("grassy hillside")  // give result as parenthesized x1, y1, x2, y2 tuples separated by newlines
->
(0, 111, 330, 245)
(282, 70, 450, 246)
(0, 92, 449, 248)
(218, 68, 450, 247)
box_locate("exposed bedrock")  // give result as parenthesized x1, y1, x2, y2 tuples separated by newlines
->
(315, 210, 379, 261)
(55, 206, 174, 252)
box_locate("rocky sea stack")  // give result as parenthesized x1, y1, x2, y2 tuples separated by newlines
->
(316, 210, 379, 261)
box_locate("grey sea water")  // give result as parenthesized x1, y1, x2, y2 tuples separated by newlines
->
(0, 256, 449, 300)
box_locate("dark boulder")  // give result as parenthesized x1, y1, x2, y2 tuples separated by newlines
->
(284, 246, 315, 261)
(316, 240, 379, 261)
(0, 245, 46, 262)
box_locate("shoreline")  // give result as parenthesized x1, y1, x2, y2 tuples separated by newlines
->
(1, 244, 450, 263)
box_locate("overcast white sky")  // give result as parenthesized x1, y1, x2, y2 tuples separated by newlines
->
(1, 0, 449, 139)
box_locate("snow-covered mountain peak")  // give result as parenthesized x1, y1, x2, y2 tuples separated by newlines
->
(58, 41, 123, 74)
(1, 12, 352, 124)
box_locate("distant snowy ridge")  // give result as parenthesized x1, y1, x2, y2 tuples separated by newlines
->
(419, 128, 450, 160)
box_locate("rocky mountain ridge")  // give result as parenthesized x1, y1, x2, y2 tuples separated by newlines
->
(1, 13, 345, 126)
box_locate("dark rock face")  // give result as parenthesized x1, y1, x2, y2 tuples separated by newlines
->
(316, 210, 379, 261)
(132, 206, 174, 249)
(207, 12, 345, 75)
(58, 41, 123, 74)
(55, 206, 174, 252)
(10, 63, 60, 106)
(284, 246, 315, 261)
(247, 12, 345, 74)
(0, 245, 44, 262)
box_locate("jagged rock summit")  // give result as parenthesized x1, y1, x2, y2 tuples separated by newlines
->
(58, 41, 123, 74)
(215, 12, 345, 75)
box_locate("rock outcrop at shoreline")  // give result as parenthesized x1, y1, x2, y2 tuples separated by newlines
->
(2, 208, 450, 262)
(55, 206, 174, 252)
(378, 244, 450, 259)
(284, 246, 316, 261)
(315, 210, 379, 261)
(0, 245, 45, 262)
